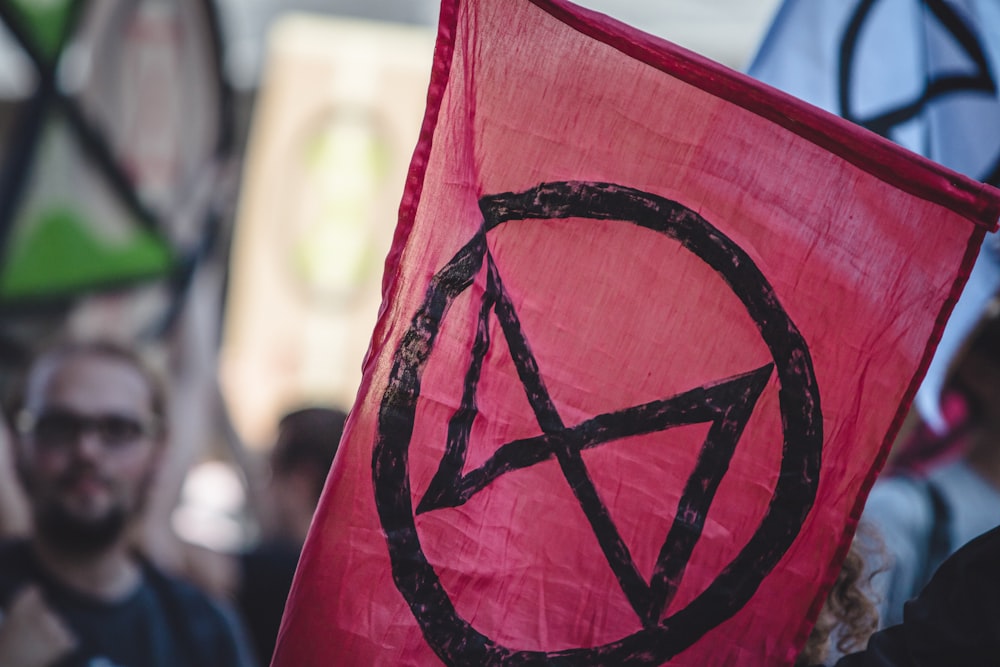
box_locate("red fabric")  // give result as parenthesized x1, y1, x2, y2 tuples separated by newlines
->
(272, 1, 1000, 665)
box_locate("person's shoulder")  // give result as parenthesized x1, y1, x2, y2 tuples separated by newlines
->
(142, 561, 258, 667)
(143, 561, 233, 630)
(0, 538, 30, 562)
(928, 523, 1000, 580)
(0, 539, 36, 603)
(239, 541, 299, 593)
(837, 526, 1000, 666)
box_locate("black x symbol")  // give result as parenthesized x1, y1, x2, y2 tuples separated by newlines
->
(416, 249, 773, 627)
(0, 0, 231, 321)
(839, 0, 1000, 185)
(0, 2, 160, 250)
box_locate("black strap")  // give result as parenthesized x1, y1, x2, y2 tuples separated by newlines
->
(917, 478, 952, 592)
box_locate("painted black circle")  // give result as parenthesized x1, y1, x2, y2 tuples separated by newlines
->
(373, 181, 822, 665)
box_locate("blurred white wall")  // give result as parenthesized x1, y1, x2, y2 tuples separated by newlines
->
(0, 1, 781, 98)
(577, 0, 782, 68)
(216, 0, 782, 89)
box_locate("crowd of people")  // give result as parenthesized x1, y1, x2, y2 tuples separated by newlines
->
(0, 308, 997, 665)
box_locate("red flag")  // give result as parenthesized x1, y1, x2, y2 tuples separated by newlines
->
(273, 0, 1000, 665)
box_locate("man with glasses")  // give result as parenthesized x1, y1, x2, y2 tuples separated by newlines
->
(0, 340, 256, 667)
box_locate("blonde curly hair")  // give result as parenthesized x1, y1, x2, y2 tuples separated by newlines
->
(796, 529, 882, 666)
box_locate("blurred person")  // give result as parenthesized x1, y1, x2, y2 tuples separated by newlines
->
(831, 522, 1000, 666)
(798, 529, 882, 666)
(0, 412, 31, 539)
(237, 406, 347, 665)
(860, 305, 1000, 629)
(880, 388, 975, 479)
(0, 340, 257, 667)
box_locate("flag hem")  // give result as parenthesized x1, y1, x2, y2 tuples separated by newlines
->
(382, 0, 460, 295)
(365, 0, 462, 380)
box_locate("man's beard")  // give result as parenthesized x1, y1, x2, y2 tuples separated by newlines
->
(23, 464, 144, 557)
(35, 501, 128, 556)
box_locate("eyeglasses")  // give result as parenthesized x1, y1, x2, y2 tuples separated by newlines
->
(16, 409, 159, 450)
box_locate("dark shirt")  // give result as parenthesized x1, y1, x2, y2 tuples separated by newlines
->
(834, 524, 1000, 667)
(237, 541, 301, 665)
(0, 540, 257, 667)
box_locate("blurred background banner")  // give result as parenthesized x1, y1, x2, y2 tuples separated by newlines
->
(748, 0, 1000, 435)
(219, 15, 434, 449)
(0, 0, 233, 355)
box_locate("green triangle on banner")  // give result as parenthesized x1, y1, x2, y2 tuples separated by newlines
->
(7, 0, 77, 63)
(0, 206, 174, 300)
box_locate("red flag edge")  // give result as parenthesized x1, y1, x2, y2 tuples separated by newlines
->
(802, 222, 988, 662)
(530, 0, 1000, 231)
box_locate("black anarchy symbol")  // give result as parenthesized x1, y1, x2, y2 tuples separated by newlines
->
(373, 181, 822, 665)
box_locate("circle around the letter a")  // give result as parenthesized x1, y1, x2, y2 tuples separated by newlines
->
(373, 181, 822, 665)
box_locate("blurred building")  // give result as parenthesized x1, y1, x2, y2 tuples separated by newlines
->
(215, 0, 781, 92)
